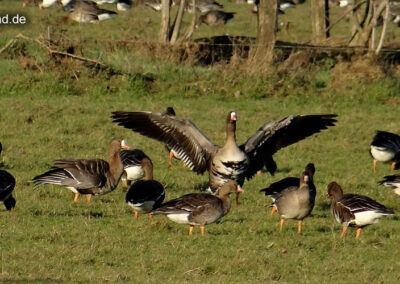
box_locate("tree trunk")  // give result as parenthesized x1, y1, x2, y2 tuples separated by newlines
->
(247, 0, 277, 72)
(311, 0, 329, 43)
(170, 0, 187, 44)
(159, 0, 170, 43)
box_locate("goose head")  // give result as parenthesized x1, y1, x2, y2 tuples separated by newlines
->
(226, 111, 237, 140)
(326, 182, 344, 201)
(218, 180, 244, 198)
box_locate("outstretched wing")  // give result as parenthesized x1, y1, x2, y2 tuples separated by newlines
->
(240, 114, 337, 179)
(111, 111, 219, 174)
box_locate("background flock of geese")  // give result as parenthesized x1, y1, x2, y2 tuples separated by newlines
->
(1, 108, 400, 237)
(21, 0, 400, 29)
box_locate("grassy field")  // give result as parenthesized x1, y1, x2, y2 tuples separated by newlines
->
(1, 0, 400, 283)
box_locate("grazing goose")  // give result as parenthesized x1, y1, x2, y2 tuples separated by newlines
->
(260, 163, 315, 216)
(0, 143, 16, 211)
(143, 0, 163, 11)
(196, 10, 235, 27)
(33, 137, 129, 202)
(174, 0, 223, 13)
(370, 131, 400, 172)
(152, 181, 242, 235)
(125, 157, 165, 221)
(326, 182, 394, 239)
(62, 0, 117, 23)
(273, 170, 316, 233)
(111, 110, 336, 204)
(119, 148, 151, 187)
(117, 0, 132, 10)
(379, 174, 400, 196)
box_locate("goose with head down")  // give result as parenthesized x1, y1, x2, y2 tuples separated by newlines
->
(0, 142, 16, 211)
(111, 110, 337, 204)
(370, 130, 400, 172)
(125, 154, 165, 221)
(151, 180, 241, 235)
(119, 148, 152, 187)
(33, 137, 129, 202)
(163, 107, 187, 169)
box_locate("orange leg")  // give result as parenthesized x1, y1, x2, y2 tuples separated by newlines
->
(134, 211, 139, 221)
(200, 225, 205, 236)
(391, 162, 396, 171)
(73, 193, 79, 203)
(86, 195, 92, 203)
(280, 219, 284, 232)
(373, 160, 377, 172)
(257, 171, 262, 177)
(355, 228, 362, 239)
(270, 206, 276, 217)
(122, 179, 128, 188)
(340, 226, 348, 238)
(183, 163, 187, 168)
(189, 225, 194, 235)
(168, 151, 174, 168)
(148, 213, 153, 221)
(235, 193, 239, 206)
(297, 220, 302, 233)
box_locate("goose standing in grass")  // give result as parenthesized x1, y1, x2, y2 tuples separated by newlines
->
(152, 181, 241, 236)
(33, 137, 129, 202)
(260, 163, 315, 216)
(370, 131, 400, 172)
(111, 110, 336, 205)
(125, 157, 165, 221)
(326, 182, 394, 239)
(143, 0, 163, 11)
(272, 170, 316, 233)
(62, 0, 117, 23)
(116, 0, 132, 10)
(0, 143, 16, 211)
(174, 0, 223, 13)
(379, 174, 400, 196)
(196, 10, 235, 27)
(163, 107, 187, 169)
(119, 148, 151, 188)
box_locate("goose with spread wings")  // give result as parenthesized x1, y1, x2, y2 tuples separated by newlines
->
(111, 110, 337, 197)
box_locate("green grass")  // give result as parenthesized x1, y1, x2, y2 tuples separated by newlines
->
(1, 0, 400, 282)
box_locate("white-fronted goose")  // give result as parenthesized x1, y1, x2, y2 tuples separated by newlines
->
(33, 137, 129, 202)
(143, 0, 163, 11)
(0, 143, 16, 211)
(163, 107, 187, 169)
(119, 148, 151, 187)
(152, 181, 242, 235)
(116, 0, 132, 10)
(111, 110, 336, 204)
(125, 157, 165, 221)
(379, 174, 400, 196)
(326, 182, 394, 239)
(273, 170, 316, 233)
(370, 131, 400, 172)
(196, 10, 235, 27)
(173, 0, 223, 13)
(260, 163, 315, 216)
(62, 0, 117, 23)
